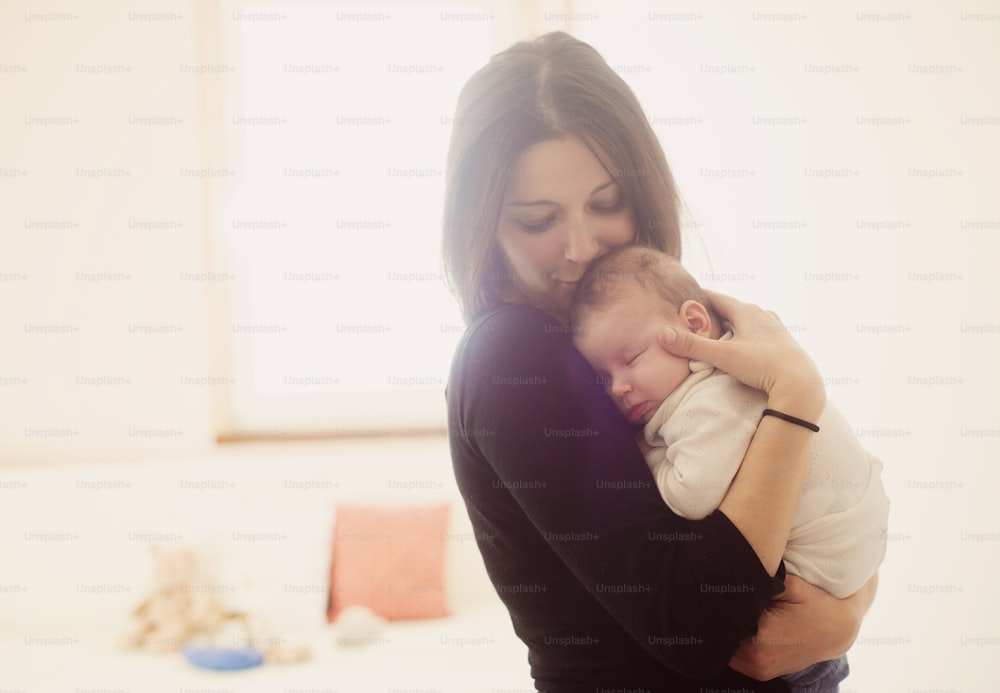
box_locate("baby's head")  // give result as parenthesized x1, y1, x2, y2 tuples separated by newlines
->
(570, 246, 721, 425)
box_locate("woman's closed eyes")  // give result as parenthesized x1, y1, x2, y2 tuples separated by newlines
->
(518, 216, 557, 233)
(516, 193, 626, 233)
(592, 197, 624, 214)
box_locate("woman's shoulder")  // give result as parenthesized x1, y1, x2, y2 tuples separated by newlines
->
(456, 303, 574, 359)
(448, 302, 589, 398)
(467, 302, 566, 335)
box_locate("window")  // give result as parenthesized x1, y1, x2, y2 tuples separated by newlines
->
(210, 2, 509, 436)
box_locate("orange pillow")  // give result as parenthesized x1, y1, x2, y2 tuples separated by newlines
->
(327, 503, 451, 621)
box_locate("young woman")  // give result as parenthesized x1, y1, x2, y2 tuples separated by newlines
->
(442, 32, 877, 692)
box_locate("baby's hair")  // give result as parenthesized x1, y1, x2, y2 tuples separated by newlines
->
(569, 246, 714, 331)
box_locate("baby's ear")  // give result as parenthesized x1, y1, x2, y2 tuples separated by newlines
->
(678, 300, 713, 337)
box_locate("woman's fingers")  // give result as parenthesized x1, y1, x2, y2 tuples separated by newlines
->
(657, 289, 825, 417)
(702, 289, 741, 314)
(657, 325, 726, 363)
(703, 290, 784, 333)
(730, 576, 849, 680)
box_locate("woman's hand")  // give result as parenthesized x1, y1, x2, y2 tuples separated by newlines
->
(729, 573, 879, 680)
(659, 290, 825, 422)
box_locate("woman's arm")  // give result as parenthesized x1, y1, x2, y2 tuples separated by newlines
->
(730, 573, 879, 680)
(658, 291, 826, 574)
(719, 414, 817, 574)
(661, 291, 875, 676)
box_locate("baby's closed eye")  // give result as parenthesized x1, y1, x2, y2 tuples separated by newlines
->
(626, 348, 647, 366)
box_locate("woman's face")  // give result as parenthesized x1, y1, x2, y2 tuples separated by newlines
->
(495, 137, 637, 321)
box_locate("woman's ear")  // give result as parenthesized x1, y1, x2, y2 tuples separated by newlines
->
(678, 300, 713, 337)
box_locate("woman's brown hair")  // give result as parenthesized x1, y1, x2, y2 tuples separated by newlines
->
(441, 31, 683, 323)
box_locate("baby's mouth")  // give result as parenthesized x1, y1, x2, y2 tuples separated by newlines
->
(625, 401, 648, 423)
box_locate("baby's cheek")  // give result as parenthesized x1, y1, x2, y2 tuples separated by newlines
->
(654, 356, 690, 394)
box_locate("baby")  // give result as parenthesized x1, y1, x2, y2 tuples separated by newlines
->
(569, 245, 890, 693)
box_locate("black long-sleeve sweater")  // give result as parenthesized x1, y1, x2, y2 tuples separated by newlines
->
(446, 303, 791, 692)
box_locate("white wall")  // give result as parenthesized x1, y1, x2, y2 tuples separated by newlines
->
(1, 0, 219, 464)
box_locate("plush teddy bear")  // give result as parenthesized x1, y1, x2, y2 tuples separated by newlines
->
(124, 545, 313, 664)
(124, 545, 226, 652)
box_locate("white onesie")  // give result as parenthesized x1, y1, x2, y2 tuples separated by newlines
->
(643, 346, 889, 598)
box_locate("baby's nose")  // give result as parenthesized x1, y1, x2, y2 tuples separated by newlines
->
(610, 378, 631, 397)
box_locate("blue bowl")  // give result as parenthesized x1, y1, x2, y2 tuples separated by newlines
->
(181, 644, 264, 671)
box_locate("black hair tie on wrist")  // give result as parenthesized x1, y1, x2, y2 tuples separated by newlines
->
(761, 408, 820, 432)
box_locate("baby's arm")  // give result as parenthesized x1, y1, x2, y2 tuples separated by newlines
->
(648, 375, 766, 520)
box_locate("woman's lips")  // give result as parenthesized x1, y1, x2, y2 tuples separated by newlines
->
(626, 401, 648, 423)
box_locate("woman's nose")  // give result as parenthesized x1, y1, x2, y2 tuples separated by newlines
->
(564, 221, 600, 265)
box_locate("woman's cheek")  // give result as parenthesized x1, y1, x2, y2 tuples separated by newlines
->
(602, 219, 635, 248)
(613, 211, 638, 245)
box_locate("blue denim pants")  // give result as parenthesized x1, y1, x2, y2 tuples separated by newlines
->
(782, 656, 850, 693)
